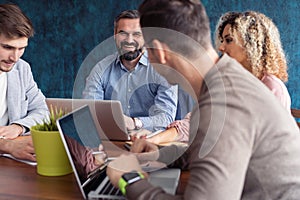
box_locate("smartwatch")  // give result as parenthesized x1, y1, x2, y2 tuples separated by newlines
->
(118, 171, 144, 195)
(132, 117, 143, 130)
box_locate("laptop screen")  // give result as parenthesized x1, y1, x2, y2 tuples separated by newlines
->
(47, 98, 130, 141)
(57, 105, 105, 187)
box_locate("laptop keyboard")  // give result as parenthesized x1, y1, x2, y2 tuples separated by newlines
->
(99, 176, 122, 196)
(88, 176, 125, 200)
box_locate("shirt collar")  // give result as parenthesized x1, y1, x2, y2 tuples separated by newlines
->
(139, 50, 149, 66)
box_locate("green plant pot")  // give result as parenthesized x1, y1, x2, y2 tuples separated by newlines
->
(30, 127, 73, 176)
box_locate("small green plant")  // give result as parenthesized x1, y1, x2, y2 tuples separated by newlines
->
(32, 105, 66, 131)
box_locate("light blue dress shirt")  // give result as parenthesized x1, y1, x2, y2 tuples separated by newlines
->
(82, 52, 178, 131)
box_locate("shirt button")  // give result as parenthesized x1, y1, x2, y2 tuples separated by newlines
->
(128, 89, 131, 92)
(128, 105, 131, 109)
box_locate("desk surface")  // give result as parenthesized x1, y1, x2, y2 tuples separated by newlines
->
(0, 142, 189, 199)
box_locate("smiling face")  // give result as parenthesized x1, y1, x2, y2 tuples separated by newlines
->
(218, 24, 250, 71)
(0, 34, 28, 74)
(114, 18, 144, 61)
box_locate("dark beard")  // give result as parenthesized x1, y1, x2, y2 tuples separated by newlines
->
(118, 41, 142, 61)
(121, 49, 142, 61)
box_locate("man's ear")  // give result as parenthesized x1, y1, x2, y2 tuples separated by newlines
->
(151, 39, 168, 64)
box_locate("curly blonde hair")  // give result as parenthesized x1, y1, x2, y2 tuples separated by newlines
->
(215, 11, 288, 82)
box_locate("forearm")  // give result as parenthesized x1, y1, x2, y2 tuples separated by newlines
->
(140, 84, 177, 131)
(139, 112, 175, 131)
(146, 127, 178, 145)
(167, 112, 191, 143)
(12, 109, 48, 130)
(157, 145, 189, 169)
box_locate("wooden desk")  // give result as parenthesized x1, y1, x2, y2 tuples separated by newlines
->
(0, 157, 81, 199)
(0, 142, 189, 199)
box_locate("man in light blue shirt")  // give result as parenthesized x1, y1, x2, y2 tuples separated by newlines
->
(83, 10, 178, 132)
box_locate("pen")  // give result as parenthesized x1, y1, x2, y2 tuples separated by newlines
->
(92, 151, 105, 155)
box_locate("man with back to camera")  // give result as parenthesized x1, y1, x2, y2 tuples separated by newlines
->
(0, 4, 48, 161)
(106, 0, 300, 199)
(83, 10, 194, 133)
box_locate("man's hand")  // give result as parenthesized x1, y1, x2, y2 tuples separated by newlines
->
(1, 136, 36, 161)
(131, 139, 159, 153)
(0, 124, 23, 139)
(123, 115, 135, 131)
(131, 139, 159, 162)
(106, 154, 147, 187)
(129, 129, 151, 140)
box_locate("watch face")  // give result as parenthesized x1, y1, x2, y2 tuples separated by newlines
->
(122, 171, 140, 182)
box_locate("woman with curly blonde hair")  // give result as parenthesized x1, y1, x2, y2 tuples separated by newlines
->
(215, 11, 291, 111)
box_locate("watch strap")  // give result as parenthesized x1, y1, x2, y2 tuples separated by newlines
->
(118, 177, 128, 195)
(132, 117, 143, 130)
(118, 171, 144, 195)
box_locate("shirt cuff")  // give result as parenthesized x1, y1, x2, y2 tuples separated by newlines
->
(14, 124, 28, 136)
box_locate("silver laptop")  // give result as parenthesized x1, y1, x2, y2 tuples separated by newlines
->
(46, 98, 129, 141)
(56, 105, 181, 199)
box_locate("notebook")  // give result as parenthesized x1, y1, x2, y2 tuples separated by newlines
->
(46, 98, 129, 141)
(56, 105, 181, 199)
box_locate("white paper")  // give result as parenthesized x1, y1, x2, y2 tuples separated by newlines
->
(0, 153, 37, 166)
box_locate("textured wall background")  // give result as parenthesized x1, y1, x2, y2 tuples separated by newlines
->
(1, 0, 299, 108)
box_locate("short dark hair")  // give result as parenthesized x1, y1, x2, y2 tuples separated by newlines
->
(0, 4, 34, 38)
(114, 10, 140, 32)
(139, 0, 211, 57)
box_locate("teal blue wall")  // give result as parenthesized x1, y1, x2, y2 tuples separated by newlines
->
(2, 0, 299, 109)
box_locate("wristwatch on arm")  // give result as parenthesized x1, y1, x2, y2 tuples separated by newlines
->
(132, 117, 143, 130)
(118, 171, 145, 195)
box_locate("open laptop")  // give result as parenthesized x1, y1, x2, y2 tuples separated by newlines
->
(46, 98, 129, 141)
(57, 105, 181, 199)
